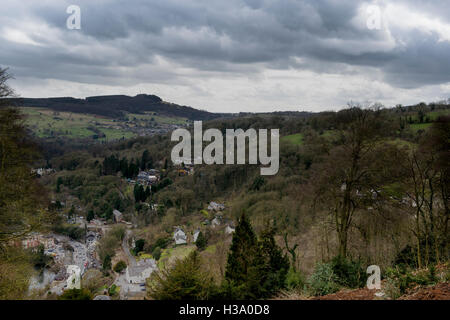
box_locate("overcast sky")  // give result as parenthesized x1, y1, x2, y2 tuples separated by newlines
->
(1, 0, 449, 113)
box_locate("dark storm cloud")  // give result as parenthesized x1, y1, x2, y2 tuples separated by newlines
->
(1, 0, 449, 99)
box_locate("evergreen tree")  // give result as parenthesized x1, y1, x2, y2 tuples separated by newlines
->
(224, 213, 259, 297)
(257, 227, 290, 297)
(144, 186, 151, 200)
(224, 214, 289, 299)
(195, 231, 207, 251)
(134, 184, 145, 202)
(86, 210, 95, 222)
(148, 250, 216, 300)
(141, 150, 151, 170)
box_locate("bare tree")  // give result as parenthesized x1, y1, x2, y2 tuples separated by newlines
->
(399, 116, 449, 267)
(0, 67, 16, 102)
(311, 106, 394, 258)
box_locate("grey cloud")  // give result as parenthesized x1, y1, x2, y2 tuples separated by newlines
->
(0, 0, 449, 104)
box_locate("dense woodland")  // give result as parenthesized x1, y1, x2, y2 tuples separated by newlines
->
(0, 66, 449, 299)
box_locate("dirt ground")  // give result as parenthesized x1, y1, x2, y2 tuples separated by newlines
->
(314, 287, 381, 300)
(314, 282, 449, 300)
(398, 282, 450, 300)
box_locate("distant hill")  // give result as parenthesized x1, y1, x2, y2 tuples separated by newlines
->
(5, 94, 223, 120)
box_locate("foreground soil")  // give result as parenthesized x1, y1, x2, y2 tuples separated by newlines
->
(398, 282, 450, 300)
(314, 282, 449, 300)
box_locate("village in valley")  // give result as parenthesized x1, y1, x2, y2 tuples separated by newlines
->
(24, 163, 232, 300)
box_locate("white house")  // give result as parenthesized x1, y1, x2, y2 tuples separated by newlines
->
(125, 259, 157, 285)
(137, 171, 159, 185)
(113, 209, 123, 223)
(225, 225, 235, 234)
(207, 201, 225, 211)
(93, 295, 111, 300)
(173, 227, 187, 245)
(193, 229, 200, 243)
(211, 215, 222, 228)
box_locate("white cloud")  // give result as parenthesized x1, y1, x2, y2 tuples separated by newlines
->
(385, 3, 450, 43)
(2, 27, 42, 46)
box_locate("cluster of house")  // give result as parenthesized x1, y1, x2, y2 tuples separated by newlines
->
(20, 233, 56, 250)
(126, 169, 160, 186)
(85, 231, 101, 269)
(125, 258, 158, 285)
(137, 169, 160, 186)
(207, 201, 225, 211)
(31, 168, 56, 177)
(172, 201, 235, 245)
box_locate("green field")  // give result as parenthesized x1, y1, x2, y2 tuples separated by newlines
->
(22, 107, 100, 138)
(410, 109, 450, 122)
(409, 123, 432, 132)
(127, 112, 188, 125)
(281, 133, 304, 145)
(20, 107, 185, 141)
(157, 245, 196, 270)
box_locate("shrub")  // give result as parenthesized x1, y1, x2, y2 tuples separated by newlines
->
(133, 239, 145, 255)
(200, 209, 209, 218)
(102, 255, 112, 271)
(152, 247, 162, 261)
(113, 260, 127, 273)
(307, 262, 340, 296)
(81, 269, 106, 294)
(148, 250, 216, 300)
(385, 266, 438, 296)
(285, 267, 305, 291)
(108, 284, 118, 296)
(149, 236, 171, 252)
(58, 288, 92, 300)
(52, 224, 85, 241)
(330, 256, 366, 288)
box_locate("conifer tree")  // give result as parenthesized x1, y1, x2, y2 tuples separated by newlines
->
(195, 231, 207, 251)
(258, 227, 290, 296)
(225, 212, 258, 285)
(224, 214, 290, 299)
(149, 250, 215, 300)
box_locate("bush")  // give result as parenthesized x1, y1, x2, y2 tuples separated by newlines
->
(52, 224, 85, 241)
(58, 288, 92, 300)
(133, 239, 145, 255)
(149, 236, 171, 252)
(113, 260, 127, 273)
(330, 256, 366, 288)
(307, 262, 340, 296)
(97, 226, 125, 263)
(108, 284, 118, 296)
(385, 266, 438, 296)
(152, 247, 162, 261)
(148, 250, 216, 300)
(102, 255, 112, 271)
(285, 268, 305, 291)
(81, 269, 106, 294)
